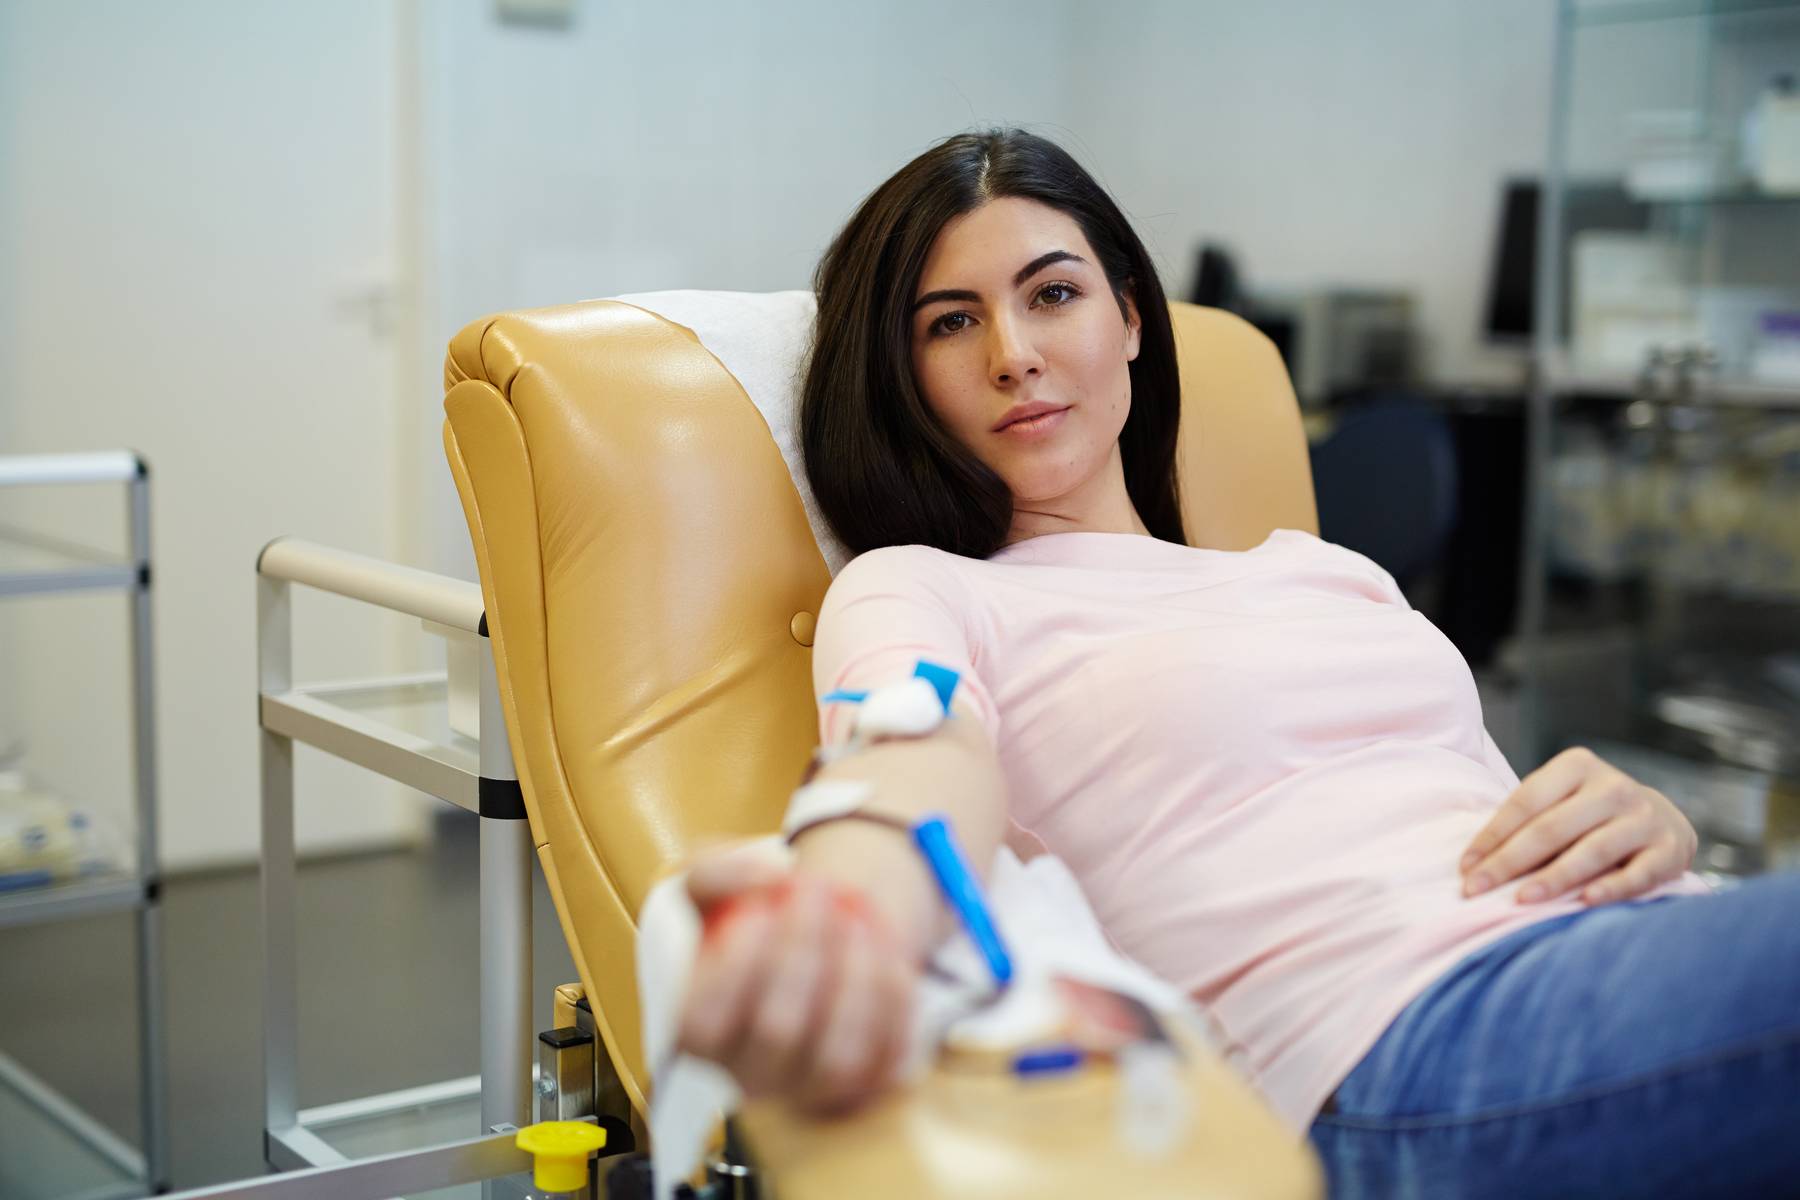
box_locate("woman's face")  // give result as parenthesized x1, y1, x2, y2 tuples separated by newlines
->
(910, 196, 1141, 536)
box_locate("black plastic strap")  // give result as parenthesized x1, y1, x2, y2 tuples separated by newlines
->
(538, 1026, 594, 1050)
(478, 776, 526, 820)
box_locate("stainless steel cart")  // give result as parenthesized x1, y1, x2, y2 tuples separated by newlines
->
(255, 537, 534, 1177)
(0, 450, 169, 1199)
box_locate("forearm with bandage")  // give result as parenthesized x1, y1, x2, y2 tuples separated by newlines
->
(786, 687, 1009, 964)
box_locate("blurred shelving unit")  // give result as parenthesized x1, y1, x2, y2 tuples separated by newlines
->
(1520, 0, 1800, 885)
(0, 452, 167, 1198)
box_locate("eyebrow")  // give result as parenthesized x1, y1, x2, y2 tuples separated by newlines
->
(911, 250, 1088, 313)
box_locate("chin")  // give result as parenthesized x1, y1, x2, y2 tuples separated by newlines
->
(1003, 466, 1096, 502)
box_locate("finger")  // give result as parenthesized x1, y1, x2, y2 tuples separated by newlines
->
(786, 904, 857, 1107)
(735, 879, 833, 1097)
(1579, 838, 1685, 906)
(850, 917, 915, 1096)
(1509, 810, 1655, 903)
(1464, 777, 1617, 896)
(1647, 791, 1700, 866)
(800, 919, 880, 1113)
(678, 896, 780, 1064)
(864, 942, 916, 1092)
(812, 926, 914, 1115)
(1460, 746, 1596, 874)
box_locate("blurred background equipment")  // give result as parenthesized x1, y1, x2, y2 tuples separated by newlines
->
(1482, 177, 1653, 346)
(1520, 0, 1800, 891)
(1190, 243, 1421, 410)
(1187, 234, 1520, 669)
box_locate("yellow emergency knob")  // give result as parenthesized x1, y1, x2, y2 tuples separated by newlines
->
(516, 1120, 607, 1193)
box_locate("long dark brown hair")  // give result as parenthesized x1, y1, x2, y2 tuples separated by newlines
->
(800, 128, 1185, 560)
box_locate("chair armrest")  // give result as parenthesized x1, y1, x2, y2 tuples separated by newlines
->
(738, 1022, 1323, 1199)
(256, 536, 482, 634)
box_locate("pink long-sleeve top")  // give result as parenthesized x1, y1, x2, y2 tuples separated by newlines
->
(810, 527, 1713, 1136)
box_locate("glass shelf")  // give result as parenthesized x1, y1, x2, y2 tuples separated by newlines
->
(305, 1078, 485, 1162)
(1576, 0, 1800, 27)
(260, 673, 480, 812)
(0, 868, 150, 931)
(0, 1054, 146, 1200)
(1547, 358, 1800, 406)
(0, 527, 138, 598)
(1635, 184, 1800, 205)
(281, 1077, 544, 1198)
(305, 675, 477, 757)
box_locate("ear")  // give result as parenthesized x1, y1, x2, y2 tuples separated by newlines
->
(1122, 283, 1142, 363)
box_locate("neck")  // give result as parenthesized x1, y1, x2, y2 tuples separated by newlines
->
(1001, 446, 1151, 547)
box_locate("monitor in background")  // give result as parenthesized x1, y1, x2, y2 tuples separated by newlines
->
(1483, 178, 1653, 344)
(1189, 242, 1299, 373)
(1191, 243, 1247, 314)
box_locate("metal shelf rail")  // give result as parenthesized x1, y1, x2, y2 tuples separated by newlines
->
(0, 450, 169, 1198)
(134, 1125, 543, 1200)
(256, 537, 534, 1180)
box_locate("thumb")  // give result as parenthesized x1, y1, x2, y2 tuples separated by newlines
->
(685, 838, 792, 908)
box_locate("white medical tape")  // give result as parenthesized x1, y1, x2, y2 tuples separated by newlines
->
(852, 675, 950, 740)
(779, 778, 877, 840)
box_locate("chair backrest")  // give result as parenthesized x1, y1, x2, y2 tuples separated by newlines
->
(441, 293, 1317, 1114)
(1308, 398, 1458, 588)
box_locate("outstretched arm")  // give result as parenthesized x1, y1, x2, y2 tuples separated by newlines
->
(678, 703, 1008, 1113)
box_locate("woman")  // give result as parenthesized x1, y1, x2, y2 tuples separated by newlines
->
(676, 129, 1800, 1198)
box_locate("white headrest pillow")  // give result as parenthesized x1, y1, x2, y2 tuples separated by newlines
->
(612, 290, 854, 576)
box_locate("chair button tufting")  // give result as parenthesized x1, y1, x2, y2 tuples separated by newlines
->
(789, 611, 816, 646)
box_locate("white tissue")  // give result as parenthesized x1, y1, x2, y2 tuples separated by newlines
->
(938, 966, 1065, 1051)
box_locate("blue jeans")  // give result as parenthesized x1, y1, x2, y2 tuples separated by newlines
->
(1306, 869, 1800, 1199)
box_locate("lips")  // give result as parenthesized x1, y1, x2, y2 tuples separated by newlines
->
(993, 402, 1070, 432)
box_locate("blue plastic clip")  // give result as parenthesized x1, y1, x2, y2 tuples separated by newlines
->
(1012, 1045, 1084, 1076)
(911, 660, 961, 715)
(912, 814, 1013, 988)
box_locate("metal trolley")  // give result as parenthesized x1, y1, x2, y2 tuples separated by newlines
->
(254, 539, 744, 1200)
(255, 538, 536, 1173)
(0, 450, 169, 1198)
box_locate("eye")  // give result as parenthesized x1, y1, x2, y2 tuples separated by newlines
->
(1035, 281, 1080, 307)
(927, 311, 971, 338)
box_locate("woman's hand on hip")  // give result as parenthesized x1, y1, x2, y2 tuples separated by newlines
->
(676, 849, 916, 1115)
(1458, 746, 1699, 907)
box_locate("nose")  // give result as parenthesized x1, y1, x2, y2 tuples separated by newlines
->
(988, 314, 1044, 389)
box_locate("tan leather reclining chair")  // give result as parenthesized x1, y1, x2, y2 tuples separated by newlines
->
(442, 295, 1320, 1174)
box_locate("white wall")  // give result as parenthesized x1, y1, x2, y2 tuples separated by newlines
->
(415, 0, 1568, 581)
(1058, 0, 1558, 390)
(415, 0, 1085, 577)
(0, 2, 429, 870)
